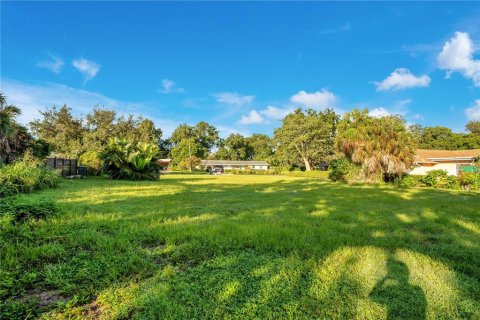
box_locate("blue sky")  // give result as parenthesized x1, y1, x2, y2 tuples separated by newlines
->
(2, 2, 480, 137)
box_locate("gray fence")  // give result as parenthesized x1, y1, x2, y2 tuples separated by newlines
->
(46, 158, 78, 177)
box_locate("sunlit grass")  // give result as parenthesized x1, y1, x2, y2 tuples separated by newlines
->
(1, 175, 479, 319)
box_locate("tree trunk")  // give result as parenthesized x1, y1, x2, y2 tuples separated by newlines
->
(303, 158, 312, 171)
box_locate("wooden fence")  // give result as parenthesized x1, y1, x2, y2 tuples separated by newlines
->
(46, 158, 78, 177)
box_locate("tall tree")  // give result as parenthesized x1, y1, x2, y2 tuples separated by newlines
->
(170, 122, 219, 160)
(417, 126, 457, 150)
(0, 93, 32, 162)
(466, 120, 480, 135)
(336, 109, 416, 182)
(274, 108, 338, 171)
(194, 121, 219, 152)
(246, 134, 274, 160)
(83, 108, 117, 150)
(170, 137, 202, 169)
(413, 125, 480, 150)
(30, 105, 85, 158)
(223, 133, 252, 160)
(31, 106, 163, 158)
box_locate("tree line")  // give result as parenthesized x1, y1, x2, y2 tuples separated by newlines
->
(2, 92, 480, 180)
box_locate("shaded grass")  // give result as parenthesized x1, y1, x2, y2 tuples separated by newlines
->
(1, 175, 479, 319)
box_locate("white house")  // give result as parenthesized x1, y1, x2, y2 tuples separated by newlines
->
(410, 149, 480, 176)
(201, 160, 269, 172)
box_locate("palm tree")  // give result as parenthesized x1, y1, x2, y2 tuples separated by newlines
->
(0, 92, 24, 162)
(336, 109, 416, 182)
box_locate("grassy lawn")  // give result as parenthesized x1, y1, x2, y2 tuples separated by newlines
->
(1, 174, 480, 319)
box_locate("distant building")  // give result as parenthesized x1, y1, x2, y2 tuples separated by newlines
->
(201, 160, 269, 172)
(158, 158, 172, 171)
(410, 149, 480, 176)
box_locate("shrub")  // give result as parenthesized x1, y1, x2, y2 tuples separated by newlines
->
(458, 172, 480, 190)
(397, 175, 421, 188)
(284, 170, 330, 179)
(79, 150, 102, 175)
(420, 170, 460, 190)
(224, 168, 269, 175)
(99, 138, 162, 180)
(0, 161, 61, 197)
(328, 158, 360, 182)
(0, 201, 58, 223)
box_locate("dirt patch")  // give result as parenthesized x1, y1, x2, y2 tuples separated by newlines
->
(82, 301, 104, 319)
(20, 289, 69, 307)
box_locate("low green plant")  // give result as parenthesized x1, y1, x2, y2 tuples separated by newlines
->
(79, 150, 102, 175)
(284, 170, 330, 179)
(397, 175, 421, 188)
(99, 138, 162, 180)
(0, 161, 60, 197)
(0, 201, 58, 223)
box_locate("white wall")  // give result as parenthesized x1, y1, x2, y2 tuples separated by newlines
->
(223, 165, 268, 170)
(410, 163, 458, 176)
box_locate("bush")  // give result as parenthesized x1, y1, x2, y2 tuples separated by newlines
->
(420, 170, 460, 190)
(328, 159, 360, 182)
(79, 150, 102, 175)
(0, 201, 58, 223)
(0, 161, 61, 197)
(284, 170, 330, 179)
(397, 175, 421, 188)
(458, 172, 480, 190)
(224, 168, 269, 175)
(99, 138, 162, 180)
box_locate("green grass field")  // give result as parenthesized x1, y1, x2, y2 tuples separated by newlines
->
(1, 174, 480, 319)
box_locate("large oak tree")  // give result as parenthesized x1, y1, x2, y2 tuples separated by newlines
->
(274, 108, 338, 171)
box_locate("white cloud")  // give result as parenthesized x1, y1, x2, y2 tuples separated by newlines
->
(37, 54, 64, 74)
(215, 125, 250, 139)
(160, 79, 184, 94)
(368, 107, 391, 118)
(0, 79, 178, 135)
(374, 68, 431, 91)
(367, 99, 412, 118)
(437, 32, 480, 86)
(239, 110, 264, 125)
(413, 113, 424, 120)
(72, 58, 100, 83)
(260, 105, 293, 119)
(290, 89, 336, 109)
(465, 99, 480, 121)
(213, 92, 254, 106)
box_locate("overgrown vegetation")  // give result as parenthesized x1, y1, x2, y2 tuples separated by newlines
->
(0, 161, 60, 197)
(99, 138, 162, 180)
(0, 175, 479, 319)
(79, 150, 102, 176)
(0, 200, 58, 224)
(335, 109, 416, 183)
(410, 123, 480, 150)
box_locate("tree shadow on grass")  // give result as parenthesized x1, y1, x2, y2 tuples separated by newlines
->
(370, 256, 426, 320)
(2, 175, 480, 318)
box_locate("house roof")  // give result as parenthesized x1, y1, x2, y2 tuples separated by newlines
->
(201, 160, 269, 166)
(415, 149, 480, 163)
